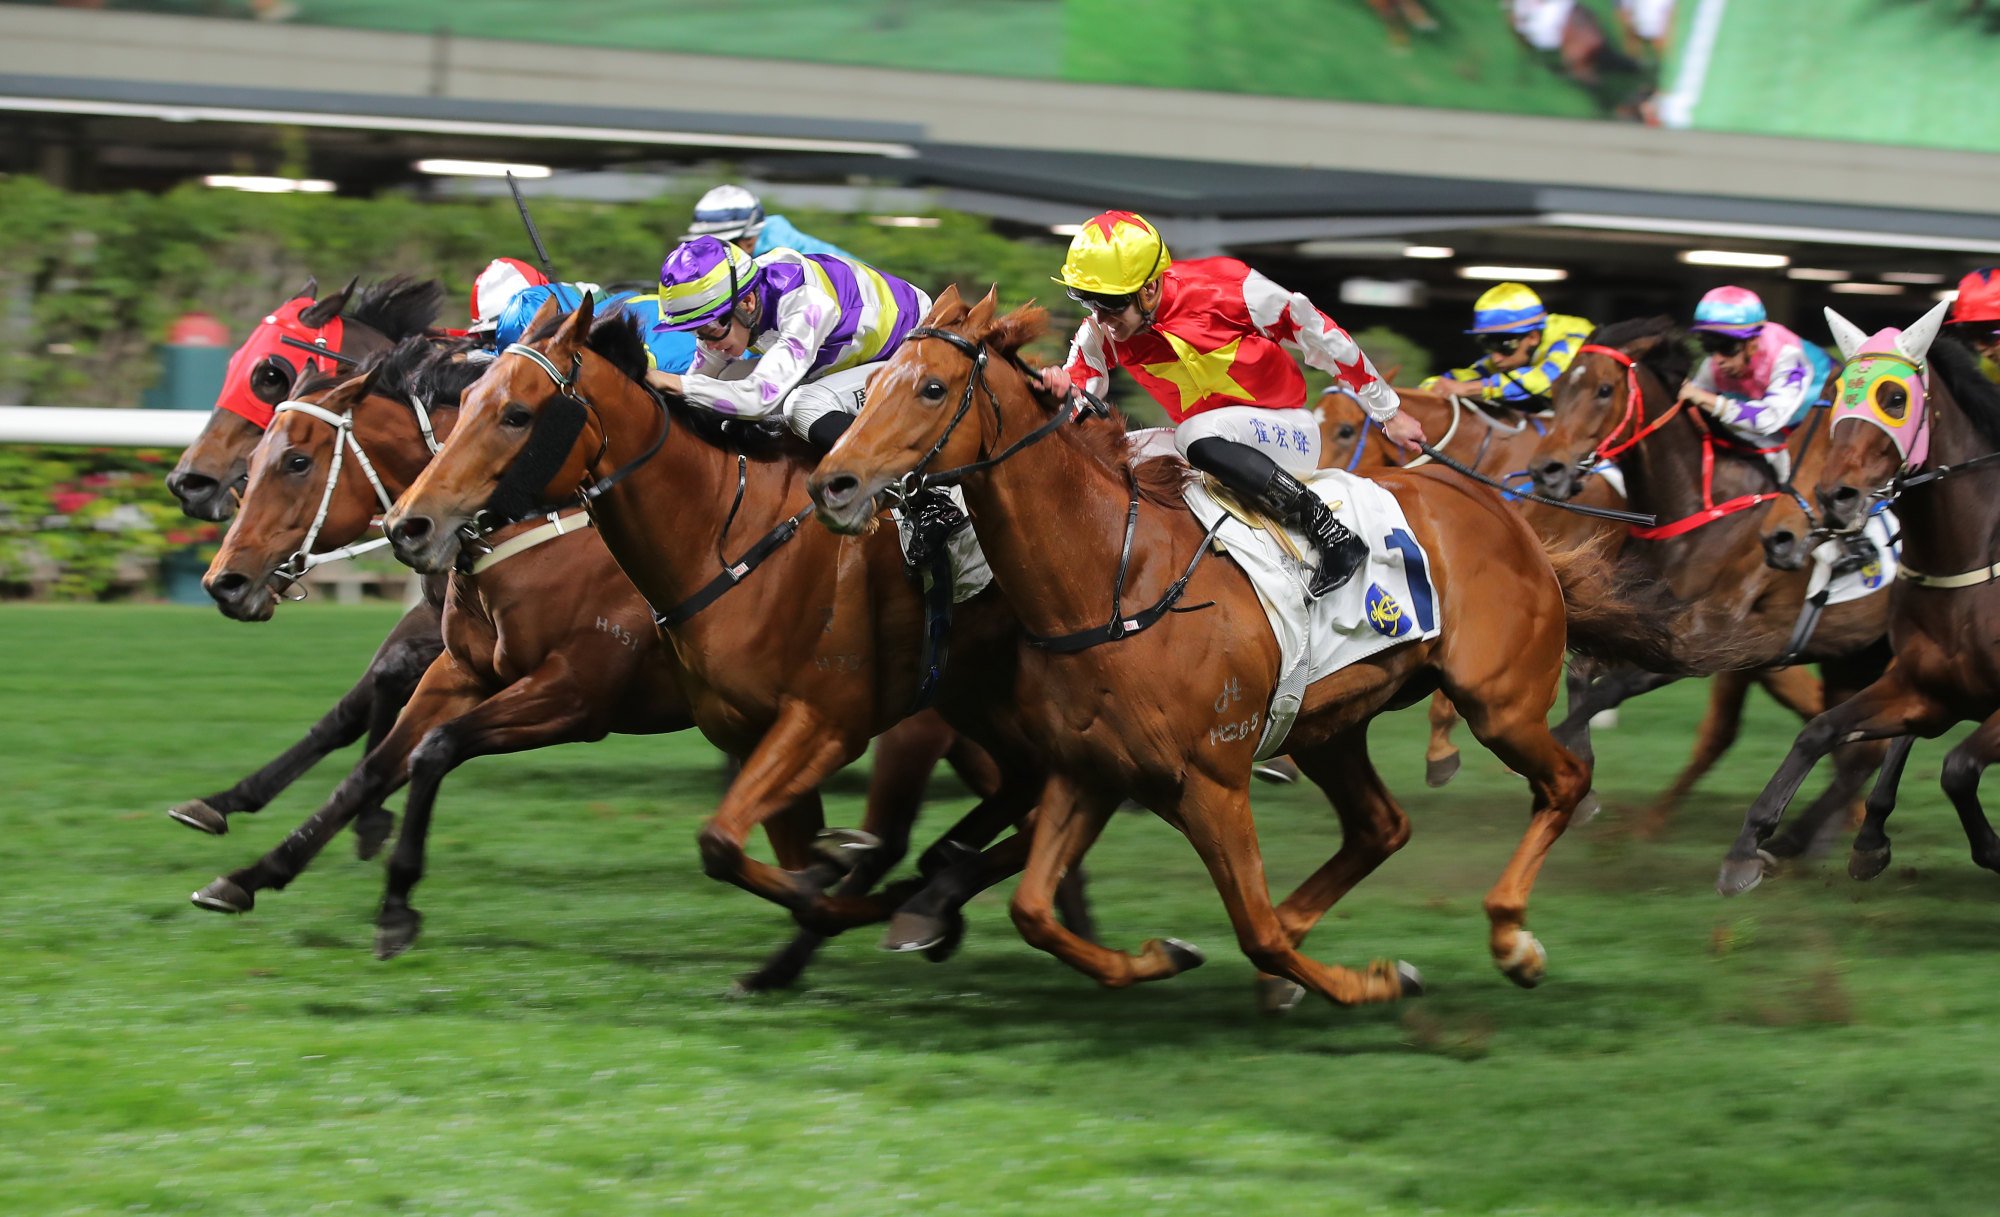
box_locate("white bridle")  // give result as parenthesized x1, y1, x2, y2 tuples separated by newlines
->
(268, 394, 441, 595)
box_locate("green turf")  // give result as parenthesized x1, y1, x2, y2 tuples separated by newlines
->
(3, 602, 1995, 1215)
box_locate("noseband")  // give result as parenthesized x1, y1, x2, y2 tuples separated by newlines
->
(266, 395, 439, 594)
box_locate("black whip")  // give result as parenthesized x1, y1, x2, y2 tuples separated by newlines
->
(506, 171, 557, 283)
(1413, 442, 1657, 527)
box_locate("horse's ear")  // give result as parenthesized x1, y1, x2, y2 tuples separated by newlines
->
(926, 284, 963, 325)
(1897, 298, 1951, 365)
(550, 291, 596, 354)
(300, 277, 358, 327)
(524, 292, 563, 341)
(964, 290, 997, 336)
(299, 275, 319, 301)
(1824, 307, 1869, 361)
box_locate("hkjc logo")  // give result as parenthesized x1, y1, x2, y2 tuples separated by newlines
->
(1860, 559, 1883, 589)
(1365, 584, 1410, 638)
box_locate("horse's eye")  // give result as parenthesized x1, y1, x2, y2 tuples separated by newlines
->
(1337, 424, 1357, 441)
(1595, 382, 1614, 400)
(502, 405, 534, 429)
(1876, 383, 1908, 419)
(251, 363, 288, 392)
(284, 452, 312, 474)
(920, 378, 948, 402)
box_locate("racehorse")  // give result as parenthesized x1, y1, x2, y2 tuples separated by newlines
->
(808, 289, 1704, 1008)
(161, 277, 449, 860)
(379, 299, 1074, 949)
(1722, 307, 2000, 892)
(1321, 385, 1826, 830)
(195, 336, 1043, 981)
(1525, 317, 1893, 857)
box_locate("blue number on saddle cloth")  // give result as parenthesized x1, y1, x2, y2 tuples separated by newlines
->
(1380, 528, 1436, 633)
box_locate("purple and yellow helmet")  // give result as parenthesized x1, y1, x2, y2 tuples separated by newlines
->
(1467, 283, 1548, 334)
(1691, 286, 1767, 339)
(654, 236, 758, 333)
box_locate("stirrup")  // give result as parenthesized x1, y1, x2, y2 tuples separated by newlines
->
(903, 486, 968, 569)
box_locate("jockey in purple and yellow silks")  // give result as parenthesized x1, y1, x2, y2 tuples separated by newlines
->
(1422, 283, 1594, 409)
(1679, 286, 1835, 484)
(644, 236, 931, 450)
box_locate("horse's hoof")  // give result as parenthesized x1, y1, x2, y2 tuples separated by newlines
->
(811, 827, 882, 873)
(353, 811, 395, 862)
(1574, 790, 1602, 826)
(1848, 843, 1892, 881)
(373, 907, 422, 960)
(1152, 937, 1207, 975)
(1255, 975, 1307, 1015)
(921, 909, 967, 964)
(1497, 934, 1545, 989)
(1425, 753, 1461, 788)
(1396, 960, 1426, 998)
(190, 877, 253, 913)
(1716, 852, 1774, 897)
(168, 800, 228, 836)
(882, 909, 950, 954)
(1253, 757, 1301, 785)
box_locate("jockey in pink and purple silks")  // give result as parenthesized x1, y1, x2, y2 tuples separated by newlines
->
(1678, 285, 1835, 484)
(644, 236, 931, 452)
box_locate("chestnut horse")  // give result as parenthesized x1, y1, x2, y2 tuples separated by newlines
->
(1525, 318, 1893, 857)
(1321, 386, 1826, 828)
(809, 290, 1695, 1008)
(380, 300, 1066, 945)
(1722, 310, 2000, 893)
(195, 337, 1025, 982)
(163, 276, 449, 859)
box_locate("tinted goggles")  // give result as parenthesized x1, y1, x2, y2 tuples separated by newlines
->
(1477, 334, 1525, 355)
(1696, 333, 1748, 357)
(1066, 287, 1137, 316)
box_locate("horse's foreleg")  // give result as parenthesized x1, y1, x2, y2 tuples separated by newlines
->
(1424, 691, 1462, 787)
(1850, 735, 1916, 881)
(374, 660, 599, 959)
(1719, 668, 1949, 896)
(697, 701, 859, 911)
(1939, 711, 2000, 875)
(168, 602, 441, 836)
(189, 651, 478, 916)
(1553, 664, 1679, 764)
(1639, 670, 1756, 837)
(1756, 664, 1826, 720)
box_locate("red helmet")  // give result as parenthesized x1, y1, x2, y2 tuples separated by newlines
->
(470, 257, 549, 332)
(1950, 267, 2000, 325)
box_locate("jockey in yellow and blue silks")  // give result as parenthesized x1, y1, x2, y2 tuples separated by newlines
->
(1678, 285, 1834, 484)
(1422, 283, 1593, 409)
(686, 184, 855, 263)
(643, 236, 931, 451)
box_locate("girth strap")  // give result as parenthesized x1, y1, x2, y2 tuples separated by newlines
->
(653, 503, 815, 630)
(1026, 476, 1226, 654)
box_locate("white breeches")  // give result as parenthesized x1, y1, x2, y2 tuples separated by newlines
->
(782, 362, 881, 442)
(1173, 406, 1323, 476)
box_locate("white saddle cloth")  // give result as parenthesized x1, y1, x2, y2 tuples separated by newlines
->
(1183, 468, 1442, 760)
(1812, 507, 1899, 608)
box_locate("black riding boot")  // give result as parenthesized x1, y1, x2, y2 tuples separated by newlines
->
(1186, 437, 1366, 598)
(805, 410, 855, 454)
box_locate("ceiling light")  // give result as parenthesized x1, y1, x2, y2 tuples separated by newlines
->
(1402, 245, 1455, 259)
(1936, 289, 1961, 304)
(1787, 267, 1850, 282)
(869, 215, 941, 228)
(1545, 211, 2000, 256)
(1048, 224, 1082, 237)
(1339, 279, 1422, 308)
(1880, 271, 1945, 285)
(1456, 265, 1567, 283)
(415, 159, 551, 179)
(203, 174, 335, 193)
(1678, 249, 1789, 269)
(1828, 282, 1906, 296)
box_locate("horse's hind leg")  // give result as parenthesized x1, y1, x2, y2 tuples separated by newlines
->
(373, 661, 605, 959)
(1007, 774, 1201, 988)
(1939, 711, 2000, 875)
(696, 701, 862, 911)
(168, 602, 441, 837)
(1424, 691, 1462, 787)
(1639, 670, 1756, 837)
(1850, 735, 1916, 881)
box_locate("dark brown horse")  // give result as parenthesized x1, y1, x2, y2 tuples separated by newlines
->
(1321, 385, 1826, 828)
(163, 277, 449, 860)
(1525, 318, 1894, 857)
(379, 301, 1066, 945)
(194, 337, 1026, 982)
(1722, 309, 2000, 893)
(807, 290, 1692, 1008)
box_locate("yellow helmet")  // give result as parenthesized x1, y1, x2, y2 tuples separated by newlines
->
(1055, 211, 1173, 296)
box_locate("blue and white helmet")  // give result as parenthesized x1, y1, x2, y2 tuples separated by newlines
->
(686, 185, 766, 242)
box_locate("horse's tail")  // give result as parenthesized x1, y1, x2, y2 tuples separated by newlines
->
(1543, 543, 1765, 675)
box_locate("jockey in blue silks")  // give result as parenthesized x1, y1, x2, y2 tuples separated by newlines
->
(492, 283, 697, 374)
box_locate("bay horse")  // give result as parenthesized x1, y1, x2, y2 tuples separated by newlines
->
(163, 276, 449, 860)
(1721, 307, 2000, 893)
(1321, 385, 1825, 829)
(379, 299, 1072, 949)
(809, 290, 1703, 1008)
(196, 335, 1031, 982)
(1524, 318, 1893, 857)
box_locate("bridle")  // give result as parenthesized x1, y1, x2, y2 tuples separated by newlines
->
(267, 393, 441, 595)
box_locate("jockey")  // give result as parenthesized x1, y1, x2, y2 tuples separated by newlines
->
(1421, 283, 1593, 409)
(1946, 267, 2000, 384)
(686, 184, 855, 262)
(466, 257, 549, 337)
(1678, 286, 1834, 484)
(493, 283, 698, 374)
(1037, 210, 1424, 597)
(644, 235, 931, 449)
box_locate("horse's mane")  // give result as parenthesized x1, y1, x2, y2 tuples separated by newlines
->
(1587, 315, 1693, 394)
(346, 276, 447, 340)
(1931, 333, 2000, 450)
(959, 298, 1189, 508)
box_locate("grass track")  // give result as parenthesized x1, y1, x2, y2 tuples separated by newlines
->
(3, 603, 1996, 1215)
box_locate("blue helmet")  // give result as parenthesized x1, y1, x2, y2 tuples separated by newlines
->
(1691, 286, 1768, 338)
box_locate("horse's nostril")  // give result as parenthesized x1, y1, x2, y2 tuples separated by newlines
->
(206, 571, 248, 601)
(391, 517, 434, 545)
(823, 475, 859, 502)
(170, 472, 215, 498)
(1832, 486, 1860, 503)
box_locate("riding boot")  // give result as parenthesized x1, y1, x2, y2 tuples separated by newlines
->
(1185, 437, 1366, 598)
(805, 410, 855, 454)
